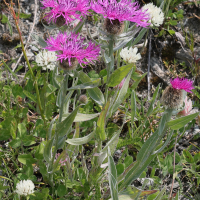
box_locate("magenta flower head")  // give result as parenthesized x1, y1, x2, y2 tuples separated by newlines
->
(161, 77, 194, 110)
(44, 32, 100, 70)
(170, 77, 194, 93)
(40, 0, 90, 27)
(91, 0, 150, 35)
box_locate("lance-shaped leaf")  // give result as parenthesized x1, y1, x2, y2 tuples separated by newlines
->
(108, 147, 119, 200)
(128, 28, 147, 48)
(111, 69, 133, 114)
(66, 129, 95, 145)
(31, 34, 47, 48)
(62, 113, 99, 122)
(131, 72, 147, 90)
(43, 138, 54, 164)
(108, 64, 134, 87)
(56, 106, 79, 137)
(154, 186, 166, 200)
(167, 112, 199, 130)
(146, 84, 160, 117)
(131, 90, 136, 125)
(116, 186, 157, 200)
(67, 79, 100, 90)
(96, 101, 110, 141)
(78, 71, 105, 106)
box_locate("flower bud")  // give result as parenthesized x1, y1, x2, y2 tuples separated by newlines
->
(58, 58, 78, 71)
(55, 15, 66, 27)
(104, 18, 124, 35)
(160, 86, 185, 110)
(161, 78, 194, 110)
(79, 95, 88, 104)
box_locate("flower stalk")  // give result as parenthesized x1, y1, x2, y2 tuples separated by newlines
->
(105, 36, 114, 103)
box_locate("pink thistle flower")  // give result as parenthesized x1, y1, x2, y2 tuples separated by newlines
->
(44, 32, 100, 68)
(170, 77, 194, 93)
(178, 96, 192, 116)
(40, 0, 90, 25)
(91, 0, 150, 28)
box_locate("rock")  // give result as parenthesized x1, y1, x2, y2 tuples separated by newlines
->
(193, 126, 200, 136)
(138, 178, 154, 186)
(7, 49, 18, 59)
(150, 57, 170, 85)
(25, 50, 34, 59)
(115, 150, 121, 155)
(183, 17, 200, 43)
(30, 45, 39, 51)
(168, 181, 180, 189)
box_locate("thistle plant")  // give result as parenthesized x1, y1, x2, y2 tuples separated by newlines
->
(1, 0, 199, 199)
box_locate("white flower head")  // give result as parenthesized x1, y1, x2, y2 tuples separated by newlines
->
(15, 180, 35, 196)
(35, 50, 57, 71)
(142, 3, 164, 27)
(120, 47, 141, 63)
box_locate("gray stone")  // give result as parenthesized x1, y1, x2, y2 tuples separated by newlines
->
(30, 45, 39, 51)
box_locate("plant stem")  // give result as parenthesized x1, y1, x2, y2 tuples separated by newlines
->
(147, 29, 152, 100)
(8, 2, 46, 124)
(105, 37, 114, 103)
(50, 72, 68, 195)
(58, 73, 68, 123)
(169, 135, 178, 200)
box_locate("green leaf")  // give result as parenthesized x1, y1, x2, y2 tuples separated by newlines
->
(67, 79, 100, 90)
(43, 138, 54, 164)
(46, 84, 57, 97)
(146, 84, 160, 117)
(169, 20, 177, 26)
(1, 60, 19, 81)
(118, 186, 157, 200)
(108, 64, 134, 87)
(62, 113, 99, 122)
(19, 13, 31, 19)
(183, 149, 194, 163)
(96, 101, 110, 141)
(111, 69, 133, 113)
(31, 188, 49, 200)
(56, 106, 79, 137)
(194, 152, 200, 163)
(124, 156, 133, 169)
(131, 28, 147, 46)
(78, 71, 105, 106)
(18, 154, 36, 165)
(154, 186, 166, 200)
(131, 72, 147, 90)
(31, 34, 47, 48)
(12, 84, 25, 98)
(18, 123, 27, 138)
(167, 112, 199, 130)
(0, 183, 9, 190)
(57, 184, 67, 197)
(23, 90, 37, 102)
(1, 14, 8, 23)
(9, 138, 21, 148)
(108, 147, 119, 200)
(66, 129, 95, 145)
(22, 135, 36, 146)
(116, 164, 124, 176)
(168, 30, 175, 35)
(131, 90, 136, 125)
(35, 141, 46, 160)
